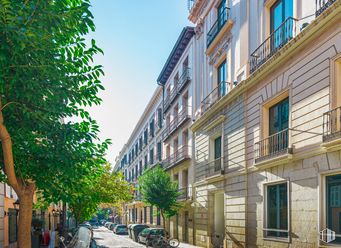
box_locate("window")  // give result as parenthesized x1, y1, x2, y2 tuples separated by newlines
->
(326, 174, 341, 243)
(266, 182, 288, 238)
(150, 149, 154, 165)
(214, 136, 222, 171)
(135, 143, 138, 156)
(217, 60, 227, 97)
(139, 161, 143, 176)
(150, 119, 155, 137)
(157, 108, 163, 128)
(150, 206, 153, 224)
(144, 155, 148, 170)
(270, 0, 293, 48)
(157, 142, 162, 161)
(157, 208, 161, 225)
(132, 168, 135, 180)
(144, 129, 148, 145)
(144, 207, 147, 224)
(218, 0, 227, 28)
(135, 164, 138, 179)
(269, 98, 289, 136)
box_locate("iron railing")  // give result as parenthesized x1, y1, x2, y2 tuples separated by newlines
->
(163, 146, 191, 169)
(249, 17, 298, 74)
(177, 186, 192, 200)
(163, 108, 190, 140)
(207, 7, 230, 47)
(178, 67, 191, 93)
(178, 107, 190, 127)
(170, 84, 178, 103)
(323, 106, 341, 142)
(200, 81, 230, 114)
(254, 128, 292, 163)
(164, 94, 171, 111)
(205, 157, 224, 179)
(316, 0, 336, 16)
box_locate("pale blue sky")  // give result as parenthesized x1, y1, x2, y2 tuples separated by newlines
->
(87, 1, 192, 163)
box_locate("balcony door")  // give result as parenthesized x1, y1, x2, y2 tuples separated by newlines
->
(218, 0, 226, 28)
(269, 98, 289, 154)
(214, 136, 222, 172)
(217, 60, 227, 97)
(270, 0, 293, 49)
(326, 174, 341, 244)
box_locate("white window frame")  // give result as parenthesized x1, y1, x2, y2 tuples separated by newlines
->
(263, 179, 290, 242)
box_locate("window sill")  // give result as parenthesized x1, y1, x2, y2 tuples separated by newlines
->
(254, 152, 293, 170)
(263, 237, 290, 243)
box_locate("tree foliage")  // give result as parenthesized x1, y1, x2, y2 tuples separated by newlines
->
(0, 0, 111, 246)
(68, 164, 133, 224)
(138, 166, 181, 227)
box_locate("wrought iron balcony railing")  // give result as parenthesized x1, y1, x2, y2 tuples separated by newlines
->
(200, 81, 230, 114)
(164, 95, 171, 111)
(323, 106, 341, 142)
(249, 17, 298, 74)
(316, 0, 336, 16)
(207, 7, 230, 47)
(205, 157, 224, 179)
(163, 108, 190, 140)
(254, 128, 292, 163)
(170, 84, 178, 103)
(177, 107, 190, 127)
(163, 146, 191, 170)
(178, 68, 191, 93)
(177, 186, 192, 201)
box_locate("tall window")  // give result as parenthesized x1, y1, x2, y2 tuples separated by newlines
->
(139, 161, 143, 176)
(218, 0, 227, 28)
(157, 108, 163, 128)
(326, 174, 341, 243)
(214, 136, 222, 171)
(270, 0, 293, 48)
(144, 129, 148, 145)
(150, 148, 154, 165)
(144, 155, 148, 170)
(266, 183, 288, 238)
(150, 206, 153, 224)
(157, 142, 162, 161)
(217, 60, 227, 97)
(150, 119, 155, 137)
(269, 98, 289, 135)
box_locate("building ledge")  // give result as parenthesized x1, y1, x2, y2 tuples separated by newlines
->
(254, 152, 293, 170)
(321, 137, 341, 151)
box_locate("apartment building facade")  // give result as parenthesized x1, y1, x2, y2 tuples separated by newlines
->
(188, 0, 341, 248)
(157, 27, 196, 244)
(115, 86, 165, 227)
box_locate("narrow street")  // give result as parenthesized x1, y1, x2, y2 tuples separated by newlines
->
(93, 226, 200, 248)
(93, 226, 145, 248)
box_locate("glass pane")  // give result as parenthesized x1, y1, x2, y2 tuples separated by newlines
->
(214, 136, 222, 159)
(327, 174, 341, 243)
(269, 98, 289, 135)
(267, 183, 288, 238)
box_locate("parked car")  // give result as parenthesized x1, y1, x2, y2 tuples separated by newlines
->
(104, 222, 112, 228)
(130, 224, 149, 242)
(127, 224, 134, 238)
(109, 223, 118, 231)
(79, 223, 92, 230)
(138, 228, 166, 246)
(113, 224, 128, 235)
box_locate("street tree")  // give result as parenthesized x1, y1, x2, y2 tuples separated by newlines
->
(68, 164, 133, 225)
(0, 1, 107, 247)
(138, 166, 181, 228)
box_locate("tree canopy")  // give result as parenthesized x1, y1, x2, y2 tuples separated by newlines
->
(0, 1, 114, 247)
(138, 166, 181, 227)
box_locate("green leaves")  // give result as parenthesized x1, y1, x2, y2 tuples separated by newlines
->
(0, 0, 120, 222)
(139, 166, 181, 219)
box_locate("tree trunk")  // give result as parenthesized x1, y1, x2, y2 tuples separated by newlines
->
(161, 211, 166, 230)
(0, 99, 36, 248)
(18, 188, 35, 248)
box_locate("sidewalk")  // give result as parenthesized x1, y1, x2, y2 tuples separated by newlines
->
(178, 242, 201, 248)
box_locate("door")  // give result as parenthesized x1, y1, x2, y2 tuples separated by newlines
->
(8, 209, 17, 244)
(269, 98, 289, 154)
(217, 0, 226, 28)
(270, 0, 293, 49)
(326, 174, 341, 244)
(213, 193, 224, 247)
(184, 212, 189, 243)
(175, 214, 179, 240)
(214, 136, 222, 172)
(217, 61, 227, 97)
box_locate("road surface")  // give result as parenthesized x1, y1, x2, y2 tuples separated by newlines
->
(93, 226, 145, 248)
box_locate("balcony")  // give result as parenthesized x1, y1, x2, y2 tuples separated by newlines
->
(254, 128, 292, 164)
(163, 146, 191, 170)
(178, 68, 191, 93)
(323, 106, 341, 143)
(249, 17, 298, 74)
(163, 108, 190, 141)
(206, 157, 224, 179)
(164, 95, 171, 112)
(177, 186, 192, 201)
(316, 0, 337, 16)
(207, 7, 230, 48)
(200, 81, 230, 115)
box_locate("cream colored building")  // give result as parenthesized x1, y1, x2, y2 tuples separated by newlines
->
(157, 27, 196, 244)
(188, 0, 341, 247)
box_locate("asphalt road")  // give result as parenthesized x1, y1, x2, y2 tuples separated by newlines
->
(93, 226, 145, 248)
